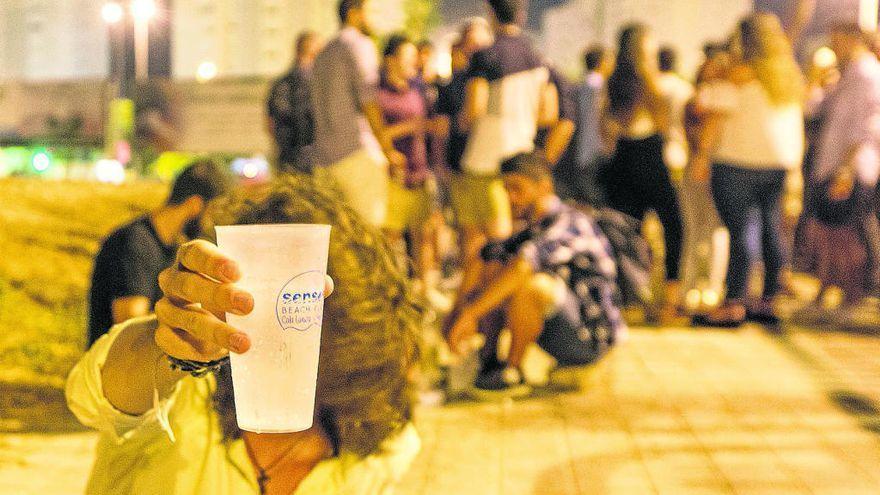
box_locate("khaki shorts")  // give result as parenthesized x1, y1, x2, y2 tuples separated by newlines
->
(385, 180, 435, 232)
(449, 172, 511, 229)
(314, 149, 389, 227)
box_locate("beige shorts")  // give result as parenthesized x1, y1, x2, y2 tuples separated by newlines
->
(314, 148, 389, 227)
(385, 180, 435, 232)
(449, 172, 512, 231)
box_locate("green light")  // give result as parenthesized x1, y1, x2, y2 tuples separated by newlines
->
(32, 151, 52, 173)
(0, 147, 30, 176)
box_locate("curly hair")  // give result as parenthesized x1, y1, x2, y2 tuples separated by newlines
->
(208, 174, 422, 457)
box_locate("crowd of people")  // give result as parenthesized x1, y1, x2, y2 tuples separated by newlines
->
(264, 0, 880, 354)
(68, 0, 880, 493)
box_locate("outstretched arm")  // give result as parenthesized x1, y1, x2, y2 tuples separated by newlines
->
(100, 240, 337, 416)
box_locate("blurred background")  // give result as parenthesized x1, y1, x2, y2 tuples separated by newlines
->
(2, 1, 880, 494)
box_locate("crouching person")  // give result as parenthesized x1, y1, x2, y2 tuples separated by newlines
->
(446, 153, 626, 396)
(66, 176, 421, 495)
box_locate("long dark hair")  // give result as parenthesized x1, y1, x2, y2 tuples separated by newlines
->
(607, 23, 651, 120)
(209, 175, 422, 457)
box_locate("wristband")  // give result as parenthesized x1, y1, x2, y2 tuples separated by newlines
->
(167, 355, 230, 378)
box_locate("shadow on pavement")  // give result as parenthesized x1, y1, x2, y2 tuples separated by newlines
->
(770, 325, 880, 438)
(0, 382, 87, 434)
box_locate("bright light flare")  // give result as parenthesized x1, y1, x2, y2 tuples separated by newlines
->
(196, 61, 218, 83)
(130, 0, 156, 22)
(242, 161, 259, 179)
(95, 159, 126, 184)
(231, 156, 270, 182)
(102, 2, 124, 24)
(32, 152, 51, 172)
(813, 46, 837, 70)
(701, 290, 721, 308)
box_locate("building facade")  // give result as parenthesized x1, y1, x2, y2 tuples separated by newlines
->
(0, 0, 405, 82)
(0, 0, 109, 81)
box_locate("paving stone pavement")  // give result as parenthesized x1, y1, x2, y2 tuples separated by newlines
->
(397, 325, 880, 495)
(2, 325, 879, 495)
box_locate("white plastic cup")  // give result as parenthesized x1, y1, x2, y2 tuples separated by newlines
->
(215, 224, 331, 433)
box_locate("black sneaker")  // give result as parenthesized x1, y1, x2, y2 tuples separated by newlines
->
(478, 356, 505, 375)
(471, 366, 532, 400)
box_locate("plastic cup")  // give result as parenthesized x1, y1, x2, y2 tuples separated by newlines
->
(215, 224, 331, 433)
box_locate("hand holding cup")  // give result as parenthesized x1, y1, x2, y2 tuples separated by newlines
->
(154, 240, 333, 362)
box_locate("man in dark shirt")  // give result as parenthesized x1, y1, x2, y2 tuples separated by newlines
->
(267, 31, 323, 173)
(554, 45, 613, 205)
(435, 17, 492, 178)
(87, 160, 229, 346)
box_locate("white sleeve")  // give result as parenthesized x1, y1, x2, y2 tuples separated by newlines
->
(65, 316, 181, 444)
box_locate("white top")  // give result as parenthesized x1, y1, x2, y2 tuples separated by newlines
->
(699, 80, 804, 170)
(462, 67, 549, 175)
(660, 73, 695, 170)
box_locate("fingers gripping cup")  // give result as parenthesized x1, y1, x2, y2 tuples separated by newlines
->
(215, 224, 331, 433)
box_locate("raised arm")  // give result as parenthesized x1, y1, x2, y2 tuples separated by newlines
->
(101, 240, 254, 415)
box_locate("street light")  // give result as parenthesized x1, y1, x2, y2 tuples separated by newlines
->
(131, 0, 156, 22)
(196, 61, 218, 83)
(131, 0, 156, 80)
(101, 2, 123, 24)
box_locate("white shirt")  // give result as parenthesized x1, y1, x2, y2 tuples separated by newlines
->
(811, 53, 880, 186)
(699, 79, 804, 170)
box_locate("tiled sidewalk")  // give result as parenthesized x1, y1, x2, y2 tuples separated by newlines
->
(2, 326, 879, 494)
(398, 326, 880, 495)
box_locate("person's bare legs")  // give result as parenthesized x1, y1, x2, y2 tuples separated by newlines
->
(456, 225, 488, 306)
(504, 274, 560, 368)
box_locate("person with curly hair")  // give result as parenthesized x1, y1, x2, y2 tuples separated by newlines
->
(66, 175, 422, 495)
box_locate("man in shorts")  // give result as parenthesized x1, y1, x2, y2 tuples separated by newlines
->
(309, 0, 405, 226)
(453, 0, 560, 312)
(446, 153, 626, 396)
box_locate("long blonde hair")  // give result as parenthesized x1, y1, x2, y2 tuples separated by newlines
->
(736, 13, 804, 105)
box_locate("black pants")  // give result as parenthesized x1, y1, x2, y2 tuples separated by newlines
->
(711, 163, 786, 301)
(604, 134, 683, 280)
